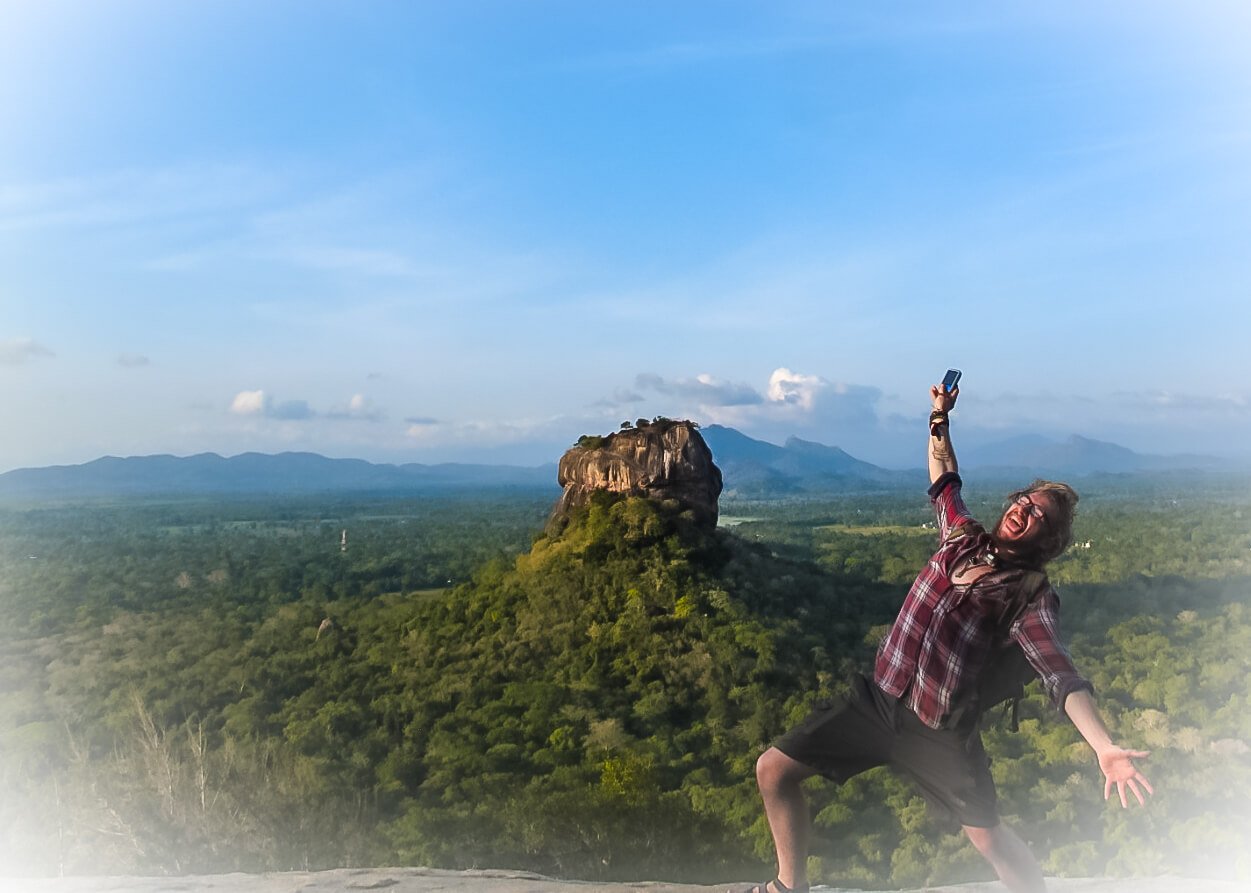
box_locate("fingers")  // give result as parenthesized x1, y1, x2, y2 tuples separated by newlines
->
(1108, 775, 1153, 808)
(1102, 749, 1154, 808)
(930, 384, 959, 409)
(1117, 779, 1145, 808)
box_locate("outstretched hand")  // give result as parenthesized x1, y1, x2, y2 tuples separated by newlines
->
(1099, 746, 1154, 808)
(931, 384, 958, 413)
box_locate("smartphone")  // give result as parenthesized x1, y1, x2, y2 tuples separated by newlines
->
(941, 368, 962, 392)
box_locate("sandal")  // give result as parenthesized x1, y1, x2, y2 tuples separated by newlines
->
(736, 879, 809, 893)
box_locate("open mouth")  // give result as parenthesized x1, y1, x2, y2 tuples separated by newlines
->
(1004, 511, 1028, 537)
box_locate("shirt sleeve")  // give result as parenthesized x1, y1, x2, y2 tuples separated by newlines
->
(1011, 588, 1094, 711)
(928, 472, 976, 542)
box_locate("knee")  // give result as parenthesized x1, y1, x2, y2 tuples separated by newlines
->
(963, 823, 998, 855)
(756, 747, 802, 792)
(964, 822, 1019, 862)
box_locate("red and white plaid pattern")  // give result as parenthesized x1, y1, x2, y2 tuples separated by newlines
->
(873, 475, 1091, 729)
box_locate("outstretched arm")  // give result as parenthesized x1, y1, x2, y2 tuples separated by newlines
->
(928, 384, 959, 484)
(1064, 689, 1154, 807)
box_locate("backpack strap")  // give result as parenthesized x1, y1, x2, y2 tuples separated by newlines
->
(944, 520, 982, 545)
(1000, 568, 1049, 629)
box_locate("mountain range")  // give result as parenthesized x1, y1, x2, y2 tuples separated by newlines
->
(698, 424, 912, 495)
(955, 433, 1233, 475)
(0, 451, 558, 499)
(698, 425, 1239, 495)
(0, 427, 1239, 500)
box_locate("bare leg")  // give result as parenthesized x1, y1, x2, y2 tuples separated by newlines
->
(963, 822, 1046, 893)
(755, 747, 817, 892)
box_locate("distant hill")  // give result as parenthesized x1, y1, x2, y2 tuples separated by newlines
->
(701, 425, 1240, 494)
(959, 434, 1238, 475)
(0, 451, 559, 499)
(700, 425, 916, 495)
(0, 429, 1238, 501)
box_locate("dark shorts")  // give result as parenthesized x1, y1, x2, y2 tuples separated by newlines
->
(773, 674, 999, 828)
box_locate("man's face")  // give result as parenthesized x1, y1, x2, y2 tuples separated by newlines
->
(994, 489, 1057, 548)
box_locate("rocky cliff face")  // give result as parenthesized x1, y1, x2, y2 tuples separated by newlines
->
(549, 419, 723, 532)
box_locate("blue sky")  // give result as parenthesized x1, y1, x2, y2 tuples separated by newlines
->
(2, 1, 1249, 471)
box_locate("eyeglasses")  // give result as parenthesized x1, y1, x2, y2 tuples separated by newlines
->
(1015, 494, 1050, 525)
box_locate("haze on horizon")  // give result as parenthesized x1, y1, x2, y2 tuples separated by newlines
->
(2, 2, 1249, 474)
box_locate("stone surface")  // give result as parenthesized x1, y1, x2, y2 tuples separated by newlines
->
(5, 868, 1248, 893)
(549, 420, 723, 533)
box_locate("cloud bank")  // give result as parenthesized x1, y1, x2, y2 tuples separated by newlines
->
(631, 367, 884, 435)
(0, 338, 55, 365)
(327, 394, 384, 422)
(229, 390, 381, 423)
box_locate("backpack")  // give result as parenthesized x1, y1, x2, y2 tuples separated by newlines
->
(970, 567, 1048, 731)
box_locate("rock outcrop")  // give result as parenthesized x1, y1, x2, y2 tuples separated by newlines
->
(549, 419, 723, 532)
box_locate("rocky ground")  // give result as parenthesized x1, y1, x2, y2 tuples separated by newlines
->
(4, 868, 1249, 893)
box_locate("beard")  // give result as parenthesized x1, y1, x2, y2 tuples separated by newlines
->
(990, 510, 1046, 568)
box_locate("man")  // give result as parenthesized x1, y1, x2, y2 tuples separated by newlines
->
(744, 380, 1153, 893)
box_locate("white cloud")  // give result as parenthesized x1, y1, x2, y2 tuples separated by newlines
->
(904, 387, 1251, 462)
(399, 416, 570, 469)
(230, 390, 267, 415)
(399, 411, 612, 464)
(635, 372, 764, 407)
(633, 367, 882, 428)
(1116, 389, 1249, 414)
(0, 338, 54, 365)
(591, 388, 647, 409)
(117, 353, 150, 368)
(327, 393, 384, 422)
(405, 417, 540, 446)
(405, 420, 442, 442)
(715, 369, 880, 435)
(230, 389, 385, 423)
(767, 367, 825, 410)
(624, 366, 890, 457)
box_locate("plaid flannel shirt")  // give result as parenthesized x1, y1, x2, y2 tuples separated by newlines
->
(873, 472, 1093, 730)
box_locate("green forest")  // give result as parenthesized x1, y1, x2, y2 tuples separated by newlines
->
(1, 475, 1249, 888)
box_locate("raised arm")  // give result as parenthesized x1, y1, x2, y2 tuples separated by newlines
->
(928, 383, 959, 484)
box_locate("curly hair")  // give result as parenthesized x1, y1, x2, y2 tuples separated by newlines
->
(998, 479, 1079, 566)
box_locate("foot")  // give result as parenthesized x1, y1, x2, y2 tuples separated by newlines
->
(734, 880, 809, 893)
